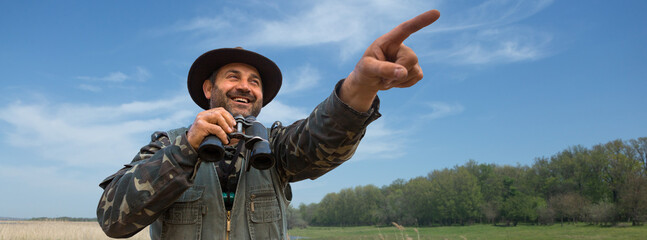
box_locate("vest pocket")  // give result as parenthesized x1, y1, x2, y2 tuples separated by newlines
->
(247, 186, 282, 239)
(161, 186, 205, 240)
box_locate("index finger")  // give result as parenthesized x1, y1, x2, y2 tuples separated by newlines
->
(381, 9, 440, 46)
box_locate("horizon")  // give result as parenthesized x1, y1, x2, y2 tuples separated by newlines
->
(1, 0, 646, 218)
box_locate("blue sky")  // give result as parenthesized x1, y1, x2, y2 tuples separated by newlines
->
(1, 0, 645, 218)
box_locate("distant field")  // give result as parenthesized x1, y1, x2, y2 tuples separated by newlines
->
(2, 221, 646, 240)
(288, 223, 647, 240)
(0, 221, 149, 240)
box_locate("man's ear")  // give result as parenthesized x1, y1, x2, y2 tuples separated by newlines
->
(202, 79, 212, 100)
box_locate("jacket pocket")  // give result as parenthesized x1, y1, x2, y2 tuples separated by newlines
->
(161, 185, 205, 240)
(247, 185, 282, 239)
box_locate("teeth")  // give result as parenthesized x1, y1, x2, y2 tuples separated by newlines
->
(233, 97, 249, 103)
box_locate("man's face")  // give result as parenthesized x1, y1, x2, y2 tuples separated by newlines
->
(208, 63, 263, 117)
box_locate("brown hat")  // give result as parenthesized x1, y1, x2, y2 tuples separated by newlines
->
(187, 48, 282, 110)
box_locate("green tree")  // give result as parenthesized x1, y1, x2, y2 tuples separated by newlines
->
(313, 192, 339, 225)
(353, 185, 385, 225)
(500, 193, 540, 226)
(298, 203, 317, 225)
(629, 137, 647, 174)
(383, 179, 409, 225)
(402, 176, 435, 225)
(427, 167, 482, 225)
(287, 205, 308, 229)
(548, 192, 588, 226)
(601, 139, 642, 203)
(618, 174, 647, 225)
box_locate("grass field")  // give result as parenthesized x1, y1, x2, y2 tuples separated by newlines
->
(288, 223, 647, 240)
(1, 221, 646, 239)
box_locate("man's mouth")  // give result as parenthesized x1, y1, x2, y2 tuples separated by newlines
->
(231, 97, 250, 104)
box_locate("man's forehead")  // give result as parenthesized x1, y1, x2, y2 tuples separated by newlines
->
(218, 62, 260, 77)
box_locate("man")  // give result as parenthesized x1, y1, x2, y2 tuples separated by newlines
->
(97, 9, 440, 240)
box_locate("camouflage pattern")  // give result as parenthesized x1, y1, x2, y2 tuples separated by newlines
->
(97, 80, 381, 238)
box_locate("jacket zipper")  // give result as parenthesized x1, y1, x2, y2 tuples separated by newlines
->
(226, 210, 231, 240)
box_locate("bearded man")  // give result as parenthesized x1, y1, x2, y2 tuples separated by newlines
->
(97, 9, 440, 240)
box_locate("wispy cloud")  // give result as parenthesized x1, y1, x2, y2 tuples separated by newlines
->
(0, 94, 196, 167)
(77, 71, 129, 82)
(167, 0, 433, 60)
(77, 84, 102, 92)
(430, 0, 554, 33)
(258, 100, 310, 126)
(133, 67, 152, 82)
(423, 102, 464, 120)
(436, 26, 554, 65)
(279, 64, 322, 94)
(164, 0, 554, 65)
(76, 67, 152, 91)
(172, 16, 231, 33)
(352, 119, 407, 161)
(418, 0, 555, 65)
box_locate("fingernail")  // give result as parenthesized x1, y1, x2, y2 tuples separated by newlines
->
(394, 68, 406, 79)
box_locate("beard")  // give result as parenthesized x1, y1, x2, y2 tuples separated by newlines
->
(209, 86, 262, 117)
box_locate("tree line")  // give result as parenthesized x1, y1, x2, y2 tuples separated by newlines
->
(288, 137, 647, 228)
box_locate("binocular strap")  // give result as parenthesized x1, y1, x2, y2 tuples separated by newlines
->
(216, 141, 244, 210)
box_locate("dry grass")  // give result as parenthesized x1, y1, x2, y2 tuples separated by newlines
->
(0, 221, 150, 240)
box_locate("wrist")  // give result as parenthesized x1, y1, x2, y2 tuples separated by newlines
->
(339, 73, 378, 113)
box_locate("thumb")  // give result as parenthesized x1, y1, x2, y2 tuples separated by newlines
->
(359, 57, 408, 82)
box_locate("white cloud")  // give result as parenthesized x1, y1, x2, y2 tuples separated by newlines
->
(77, 71, 128, 82)
(280, 64, 322, 94)
(167, 0, 554, 65)
(77, 84, 101, 92)
(172, 16, 231, 33)
(415, 0, 555, 65)
(76, 67, 152, 91)
(257, 100, 310, 126)
(134, 67, 152, 82)
(351, 119, 407, 161)
(0, 94, 196, 167)
(171, 0, 433, 60)
(431, 0, 553, 33)
(437, 26, 553, 65)
(423, 102, 464, 120)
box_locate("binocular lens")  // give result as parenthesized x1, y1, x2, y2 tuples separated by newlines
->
(249, 148, 274, 170)
(198, 136, 225, 162)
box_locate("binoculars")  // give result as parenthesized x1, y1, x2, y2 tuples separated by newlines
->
(197, 115, 275, 170)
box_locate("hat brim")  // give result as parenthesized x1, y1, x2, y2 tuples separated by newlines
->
(187, 48, 282, 110)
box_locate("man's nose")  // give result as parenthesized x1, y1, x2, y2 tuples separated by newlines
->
(235, 78, 251, 91)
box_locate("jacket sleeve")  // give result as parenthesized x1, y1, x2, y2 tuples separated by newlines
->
(96, 130, 199, 238)
(270, 79, 381, 183)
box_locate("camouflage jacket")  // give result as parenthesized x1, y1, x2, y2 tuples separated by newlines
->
(97, 80, 381, 239)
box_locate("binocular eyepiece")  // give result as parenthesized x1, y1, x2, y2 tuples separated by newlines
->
(197, 115, 275, 170)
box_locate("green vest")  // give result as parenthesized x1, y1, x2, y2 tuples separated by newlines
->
(150, 127, 291, 240)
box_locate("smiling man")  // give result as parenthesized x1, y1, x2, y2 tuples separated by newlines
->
(205, 63, 264, 117)
(97, 9, 440, 240)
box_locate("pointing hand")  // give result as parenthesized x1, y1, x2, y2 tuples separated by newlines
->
(340, 10, 440, 112)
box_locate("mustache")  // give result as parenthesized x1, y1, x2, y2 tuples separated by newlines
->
(226, 89, 257, 102)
